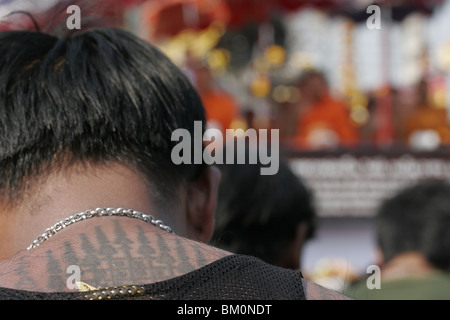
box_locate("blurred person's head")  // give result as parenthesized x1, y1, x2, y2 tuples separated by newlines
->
(296, 69, 328, 104)
(0, 25, 221, 258)
(376, 179, 450, 273)
(210, 149, 316, 270)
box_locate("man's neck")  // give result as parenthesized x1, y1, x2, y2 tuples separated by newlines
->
(0, 163, 175, 260)
(0, 216, 229, 292)
(381, 252, 436, 282)
(0, 163, 230, 291)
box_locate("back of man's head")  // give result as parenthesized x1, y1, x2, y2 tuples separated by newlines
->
(0, 27, 205, 207)
(376, 179, 450, 270)
(211, 149, 316, 268)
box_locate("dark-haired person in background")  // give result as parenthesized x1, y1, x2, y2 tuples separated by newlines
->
(210, 151, 316, 271)
(0, 16, 349, 299)
(346, 179, 450, 299)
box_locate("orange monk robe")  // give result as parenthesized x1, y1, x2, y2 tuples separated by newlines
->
(200, 90, 240, 132)
(403, 106, 450, 145)
(292, 95, 359, 149)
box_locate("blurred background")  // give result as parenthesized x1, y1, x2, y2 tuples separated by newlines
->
(2, 0, 450, 292)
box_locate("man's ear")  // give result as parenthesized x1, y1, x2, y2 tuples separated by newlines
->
(185, 165, 221, 243)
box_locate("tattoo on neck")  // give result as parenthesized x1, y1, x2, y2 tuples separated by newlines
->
(10, 222, 218, 291)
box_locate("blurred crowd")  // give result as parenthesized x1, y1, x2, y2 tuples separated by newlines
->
(3, 0, 450, 154)
(167, 1, 450, 299)
(210, 156, 450, 299)
(190, 62, 450, 153)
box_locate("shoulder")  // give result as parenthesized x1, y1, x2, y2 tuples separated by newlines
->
(302, 278, 353, 300)
(205, 254, 352, 300)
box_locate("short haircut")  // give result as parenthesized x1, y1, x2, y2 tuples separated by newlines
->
(376, 179, 450, 270)
(210, 150, 316, 265)
(0, 26, 206, 206)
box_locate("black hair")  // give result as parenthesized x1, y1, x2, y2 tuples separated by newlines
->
(376, 179, 450, 270)
(0, 26, 206, 205)
(210, 149, 316, 266)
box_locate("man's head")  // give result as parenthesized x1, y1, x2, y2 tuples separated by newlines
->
(0, 27, 219, 243)
(210, 149, 316, 270)
(296, 69, 328, 104)
(376, 179, 450, 271)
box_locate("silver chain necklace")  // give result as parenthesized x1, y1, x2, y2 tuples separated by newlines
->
(27, 207, 174, 251)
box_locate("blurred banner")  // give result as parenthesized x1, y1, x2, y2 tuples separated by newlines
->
(287, 147, 450, 217)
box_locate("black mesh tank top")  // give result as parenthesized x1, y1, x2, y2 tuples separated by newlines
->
(0, 255, 305, 300)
